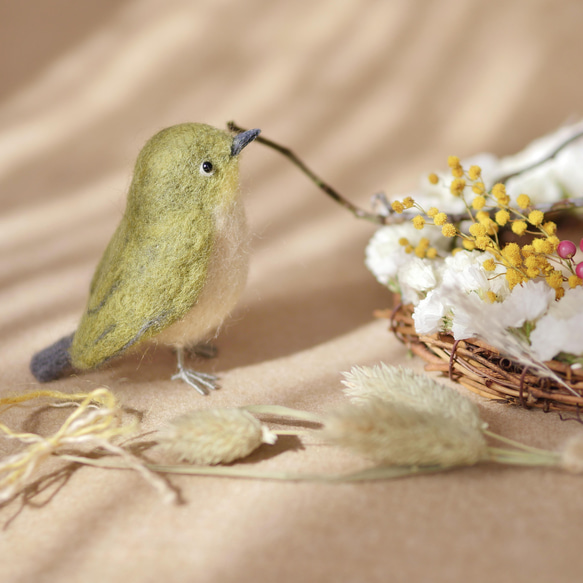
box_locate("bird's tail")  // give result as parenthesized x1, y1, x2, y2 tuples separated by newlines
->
(30, 333, 75, 382)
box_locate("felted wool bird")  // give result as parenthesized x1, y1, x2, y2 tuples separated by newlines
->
(30, 123, 260, 394)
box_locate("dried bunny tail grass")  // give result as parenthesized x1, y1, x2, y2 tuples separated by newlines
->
(0, 388, 176, 505)
(321, 397, 488, 468)
(342, 364, 485, 431)
(157, 408, 278, 465)
(560, 434, 583, 473)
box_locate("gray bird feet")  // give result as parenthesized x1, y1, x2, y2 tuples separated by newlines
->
(172, 346, 218, 395)
(185, 342, 218, 359)
(171, 368, 218, 395)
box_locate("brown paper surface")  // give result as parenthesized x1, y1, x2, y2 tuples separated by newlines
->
(2, 2, 583, 581)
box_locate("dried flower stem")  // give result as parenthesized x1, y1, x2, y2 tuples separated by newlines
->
(146, 463, 447, 481)
(482, 429, 561, 467)
(59, 453, 445, 482)
(486, 447, 560, 467)
(483, 429, 557, 456)
(60, 448, 564, 480)
(273, 429, 309, 435)
(242, 404, 324, 424)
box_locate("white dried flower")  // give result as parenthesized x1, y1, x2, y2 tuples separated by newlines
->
(412, 289, 446, 335)
(321, 397, 487, 467)
(499, 280, 555, 329)
(341, 364, 485, 431)
(397, 257, 439, 305)
(449, 290, 489, 340)
(365, 222, 448, 290)
(445, 278, 552, 341)
(531, 315, 583, 363)
(529, 287, 583, 361)
(497, 121, 583, 204)
(443, 250, 510, 300)
(158, 408, 277, 465)
(545, 286, 583, 320)
(560, 434, 583, 474)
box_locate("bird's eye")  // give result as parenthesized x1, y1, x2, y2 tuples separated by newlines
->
(200, 161, 214, 176)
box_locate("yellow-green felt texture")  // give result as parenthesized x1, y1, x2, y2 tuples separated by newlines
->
(70, 123, 240, 370)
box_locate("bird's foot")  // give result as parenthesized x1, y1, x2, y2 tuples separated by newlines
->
(172, 345, 219, 395)
(185, 342, 218, 359)
(171, 367, 219, 395)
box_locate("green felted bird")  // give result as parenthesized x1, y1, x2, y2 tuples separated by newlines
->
(30, 123, 260, 394)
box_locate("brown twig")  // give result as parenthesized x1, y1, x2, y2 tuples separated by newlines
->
(227, 121, 386, 224)
(518, 366, 530, 409)
(228, 121, 583, 225)
(448, 339, 461, 382)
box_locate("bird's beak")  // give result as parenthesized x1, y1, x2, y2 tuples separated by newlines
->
(231, 128, 261, 156)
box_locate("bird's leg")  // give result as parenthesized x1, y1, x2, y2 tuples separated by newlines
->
(185, 341, 218, 359)
(171, 346, 218, 395)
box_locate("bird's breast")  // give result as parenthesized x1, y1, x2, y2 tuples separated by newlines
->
(153, 199, 250, 347)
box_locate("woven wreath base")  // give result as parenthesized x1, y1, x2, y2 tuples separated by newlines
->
(387, 302, 583, 415)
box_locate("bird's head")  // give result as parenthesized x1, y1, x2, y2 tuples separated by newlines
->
(127, 123, 260, 219)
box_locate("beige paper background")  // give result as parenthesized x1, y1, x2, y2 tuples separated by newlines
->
(1, 1, 583, 581)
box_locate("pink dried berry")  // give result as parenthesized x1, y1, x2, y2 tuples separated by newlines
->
(577, 262, 583, 280)
(580, 238, 583, 253)
(558, 240, 577, 259)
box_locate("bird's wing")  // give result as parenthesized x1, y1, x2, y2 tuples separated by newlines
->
(69, 219, 213, 370)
